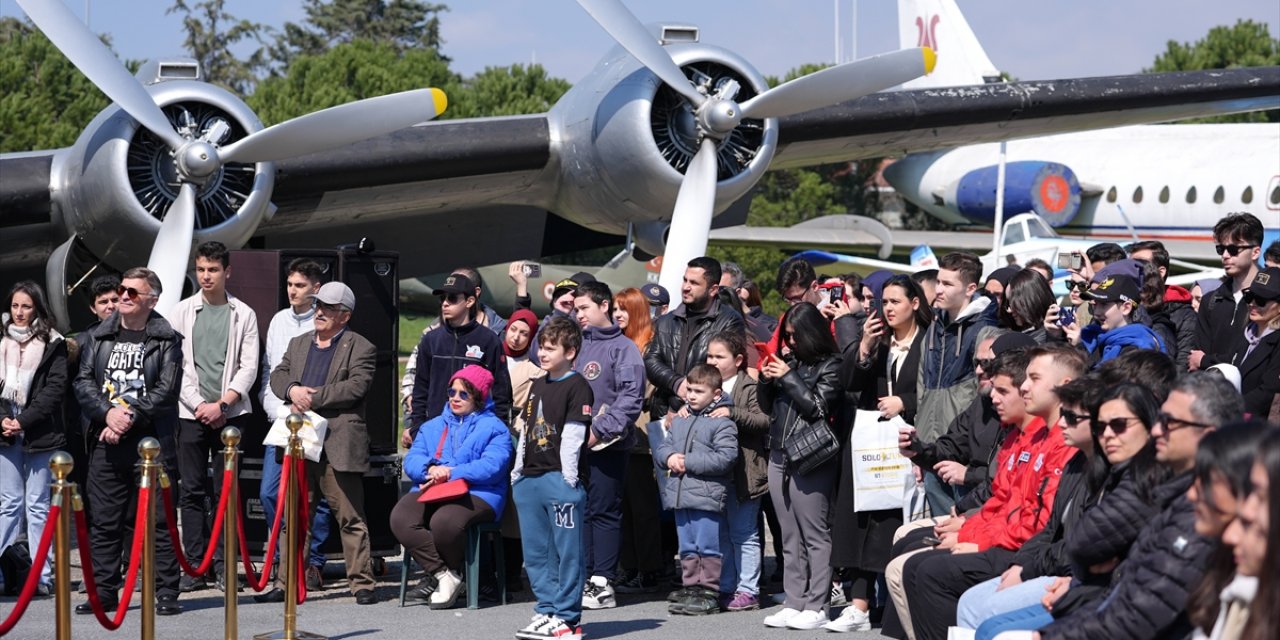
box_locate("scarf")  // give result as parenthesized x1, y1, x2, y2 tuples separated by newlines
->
(1241, 322, 1275, 364)
(1, 322, 46, 408)
(503, 309, 540, 358)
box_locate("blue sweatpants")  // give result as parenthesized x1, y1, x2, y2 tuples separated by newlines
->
(515, 472, 587, 626)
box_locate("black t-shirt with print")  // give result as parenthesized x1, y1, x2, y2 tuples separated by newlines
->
(521, 373, 593, 480)
(102, 328, 147, 410)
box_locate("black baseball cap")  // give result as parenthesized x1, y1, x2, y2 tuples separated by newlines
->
(552, 271, 596, 300)
(1243, 267, 1280, 303)
(1082, 274, 1140, 304)
(991, 332, 1036, 355)
(433, 273, 476, 297)
(641, 283, 670, 307)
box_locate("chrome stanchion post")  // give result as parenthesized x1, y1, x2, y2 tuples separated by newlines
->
(255, 413, 325, 640)
(50, 451, 74, 640)
(138, 438, 161, 640)
(222, 427, 241, 640)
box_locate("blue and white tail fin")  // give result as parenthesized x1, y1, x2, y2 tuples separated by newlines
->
(910, 245, 939, 269)
(898, 0, 1001, 89)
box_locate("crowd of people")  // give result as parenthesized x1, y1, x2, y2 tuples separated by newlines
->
(0, 212, 1277, 640)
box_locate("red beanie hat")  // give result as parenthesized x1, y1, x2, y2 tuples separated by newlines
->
(449, 365, 494, 403)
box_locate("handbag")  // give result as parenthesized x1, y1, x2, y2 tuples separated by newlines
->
(417, 424, 470, 503)
(781, 405, 840, 476)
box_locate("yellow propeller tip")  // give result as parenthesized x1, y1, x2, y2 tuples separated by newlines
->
(430, 88, 448, 115)
(922, 47, 937, 75)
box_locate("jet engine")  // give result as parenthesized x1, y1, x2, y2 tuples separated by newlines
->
(949, 161, 1083, 227)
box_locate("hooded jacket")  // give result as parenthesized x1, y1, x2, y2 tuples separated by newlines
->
(408, 318, 512, 434)
(1080, 322, 1165, 368)
(915, 294, 998, 442)
(74, 311, 182, 443)
(574, 323, 645, 449)
(644, 297, 745, 416)
(8, 328, 68, 453)
(1196, 275, 1251, 369)
(405, 398, 514, 517)
(654, 394, 738, 512)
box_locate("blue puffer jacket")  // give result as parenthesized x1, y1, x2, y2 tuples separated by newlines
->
(406, 399, 514, 517)
(654, 395, 739, 512)
(1080, 322, 1165, 368)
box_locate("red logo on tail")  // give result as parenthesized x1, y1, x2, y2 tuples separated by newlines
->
(915, 14, 940, 51)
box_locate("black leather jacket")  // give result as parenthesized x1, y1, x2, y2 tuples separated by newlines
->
(758, 354, 843, 455)
(643, 298, 745, 416)
(74, 311, 182, 442)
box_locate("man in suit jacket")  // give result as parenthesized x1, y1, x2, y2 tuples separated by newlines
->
(265, 281, 379, 605)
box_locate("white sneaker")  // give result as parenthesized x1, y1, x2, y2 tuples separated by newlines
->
(763, 607, 802, 628)
(829, 582, 848, 607)
(823, 606, 871, 632)
(543, 616, 583, 639)
(515, 613, 553, 640)
(582, 575, 617, 609)
(786, 609, 828, 630)
(428, 569, 463, 610)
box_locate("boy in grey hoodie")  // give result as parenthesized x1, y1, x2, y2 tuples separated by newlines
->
(655, 364, 739, 616)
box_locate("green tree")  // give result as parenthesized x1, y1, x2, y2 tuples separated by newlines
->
(168, 0, 269, 94)
(1147, 19, 1279, 123)
(0, 17, 113, 152)
(444, 64, 570, 119)
(269, 0, 448, 72)
(248, 38, 456, 125)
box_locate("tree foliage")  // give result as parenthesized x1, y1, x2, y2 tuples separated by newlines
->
(444, 64, 570, 119)
(0, 17, 112, 153)
(168, 0, 268, 94)
(268, 0, 448, 73)
(1147, 19, 1279, 123)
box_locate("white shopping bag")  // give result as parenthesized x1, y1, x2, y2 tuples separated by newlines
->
(263, 407, 328, 463)
(851, 411, 914, 512)
(946, 627, 976, 640)
(646, 418, 674, 510)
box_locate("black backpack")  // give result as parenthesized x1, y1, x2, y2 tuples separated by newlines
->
(0, 541, 33, 596)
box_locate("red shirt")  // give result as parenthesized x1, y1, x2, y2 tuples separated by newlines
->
(958, 416, 1074, 551)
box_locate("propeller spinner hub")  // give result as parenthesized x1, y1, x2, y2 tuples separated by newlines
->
(177, 140, 220, 179)
(699, 99, 741, 137)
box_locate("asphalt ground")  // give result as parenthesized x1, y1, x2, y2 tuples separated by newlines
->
(3, 557, 892, 640)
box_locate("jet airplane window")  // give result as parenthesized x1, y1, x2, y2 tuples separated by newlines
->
(1159, 186, 1170, 203)
(1186, 186, 1197, 204)
(1132, 186, 1143, 203)
(1271, 185, 1280, 205)
(1106, 187, 1117, 203)
(1242, 186, 1253, 204)
(1214, 186, 1225, 204)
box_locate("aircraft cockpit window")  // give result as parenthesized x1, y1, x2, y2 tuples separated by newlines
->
(1271, 185, 1280, 206)
(1159, 186, 1170, 203)
(1242, 186, 1253, 204)
(1132, 186, 1143, 203)
(1026, 217, 1053, 239)
(1214, 186, 1225, 204)
(1004, 223, 1026, 246)
(1106, 187, 1117, 203)
(1186, 186, 1197, 203)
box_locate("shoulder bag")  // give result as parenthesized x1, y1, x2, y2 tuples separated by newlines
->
(417, 425, 470, 503)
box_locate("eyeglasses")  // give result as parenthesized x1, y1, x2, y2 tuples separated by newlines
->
(316, 302, 348, 314)
(1092, 416, 1141, 436)
(1060, 409, 1091, 427)
(975, 358, 995, 372)
(1066, 280, 1089, 292)
(447, 388, 471, 401)
(1216, 244, 1256, 257)
(116, 285, 156, 299)
(1156, 411, 1213, 433)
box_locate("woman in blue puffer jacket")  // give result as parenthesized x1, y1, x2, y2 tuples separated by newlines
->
(391, 365, 513, 610)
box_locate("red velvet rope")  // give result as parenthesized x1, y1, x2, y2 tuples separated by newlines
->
(238, 453, 292, 591)
(161, 467, 233, 577)
(75, 486, 148, 630)
(295, 455, 309, 605)
(0, 504, 61, 636)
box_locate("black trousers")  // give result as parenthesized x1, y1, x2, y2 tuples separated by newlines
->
(176, 415, 252, 574)
(619, 451, 666, 574)
(86, 436, 180, 601)
(390, 492, 495, 574)
(903, 546, 1017, 640)
(879, 526, 936, 639)
(583, 448, 628, 581)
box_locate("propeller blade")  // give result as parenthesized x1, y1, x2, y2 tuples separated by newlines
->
(658, 138, 719, 295)
(740, 47, 936, 120)
(219, 88, 448, 164)
(575, 0, 705, 107)
(17, 0, 184, 150)
(147, 182, 197, 316)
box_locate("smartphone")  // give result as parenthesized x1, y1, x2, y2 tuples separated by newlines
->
(829, 284, 845, 304)
(869, 297, 885, 323)
(1056, 252, 1084, 270)
(923, 535, 943, 547)
(1058, 306, 1076, 327)
(522, 261, 542, 278)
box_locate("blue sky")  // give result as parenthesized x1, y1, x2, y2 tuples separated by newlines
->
(2, 0, 1277, 85)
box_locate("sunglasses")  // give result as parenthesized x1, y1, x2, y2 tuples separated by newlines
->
(1156, 411, 1213, 433)
(1060, 409, 1091, 427)
(975, 358, 995, 372)
(116, 285, 156, 299)
(447, 388, 471, 401)
(439, 292, 467, 304)
(1092, 416, 1141, 436)
(1215, 244, 1255, 257)
(1243, 292, 1278, 307)
(1065, 280, 1089, 292)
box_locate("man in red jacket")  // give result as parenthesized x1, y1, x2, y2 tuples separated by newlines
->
(900, 344, 1086, 640)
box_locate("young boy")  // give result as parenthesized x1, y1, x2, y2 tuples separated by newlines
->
(512, 316, 594, 640)
(654, 363, 739, 616)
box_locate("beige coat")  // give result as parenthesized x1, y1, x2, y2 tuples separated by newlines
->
(170, 293, 259, 419)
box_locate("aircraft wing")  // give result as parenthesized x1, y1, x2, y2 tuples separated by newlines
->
(772, 67, 1280, 168)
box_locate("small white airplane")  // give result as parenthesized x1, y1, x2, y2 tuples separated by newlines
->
(883, 0, 1280, 257)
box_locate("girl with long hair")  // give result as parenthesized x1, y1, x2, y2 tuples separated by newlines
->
(0, 281, 68, 595)
(612, 287, 654, 354)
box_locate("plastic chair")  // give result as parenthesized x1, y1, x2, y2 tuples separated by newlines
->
(398, 520, 506, 609)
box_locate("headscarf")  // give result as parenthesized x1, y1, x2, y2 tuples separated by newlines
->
(503, 309, 539, 358)
(861, 270, 894, 301)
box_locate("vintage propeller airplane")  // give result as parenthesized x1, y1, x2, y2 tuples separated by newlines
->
(2, 0, 1278, 331)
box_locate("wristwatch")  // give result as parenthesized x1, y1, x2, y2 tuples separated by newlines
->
(219, 401, 229, 414)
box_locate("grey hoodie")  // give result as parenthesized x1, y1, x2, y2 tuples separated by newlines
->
(654, 394, 738, 512)
(575, 322, 645, 450)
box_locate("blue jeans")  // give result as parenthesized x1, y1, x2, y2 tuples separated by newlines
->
(975, 603, 1055, 640)
(0, 441, 54, 587)
(515, 472, 587, 626)
(719, 496, 761, 595)
(261, 445, 331, 568)
(957, 575, 1059, 629)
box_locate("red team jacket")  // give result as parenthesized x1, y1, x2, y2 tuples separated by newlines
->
(958, 416, 1075, 551)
